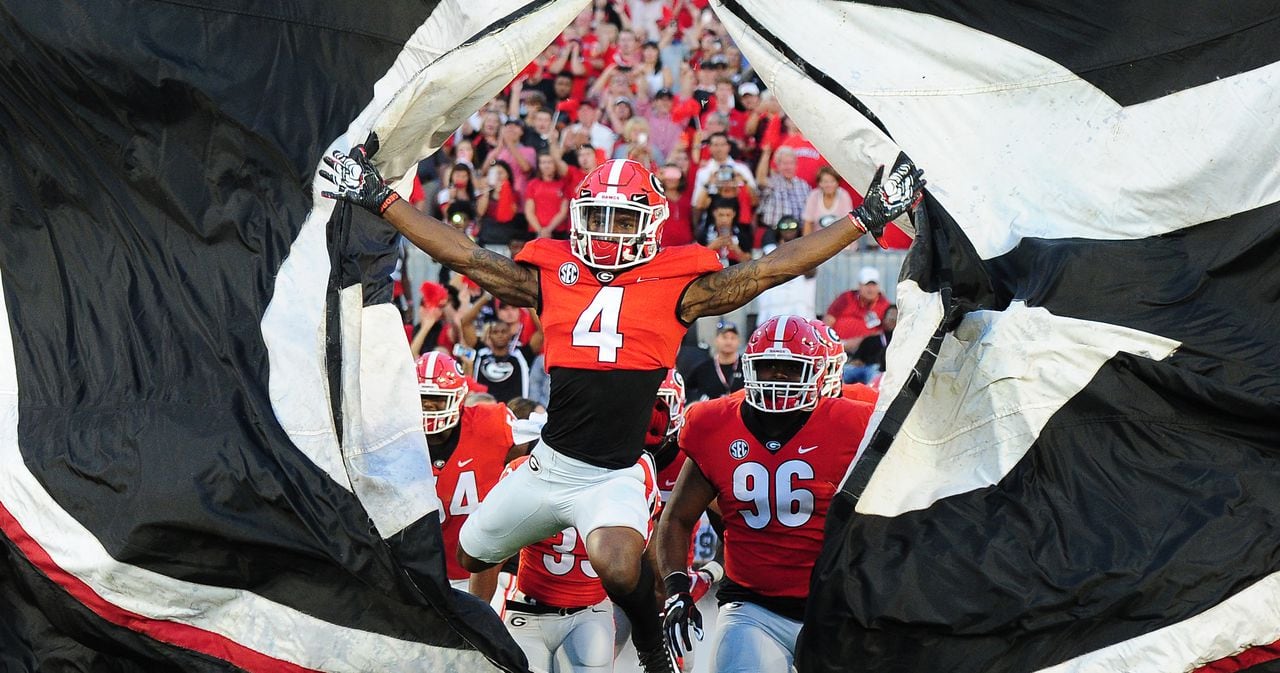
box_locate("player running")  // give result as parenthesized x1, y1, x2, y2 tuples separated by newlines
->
(417, 352, 518, 596)
(500, 452, 658, 673)
(656, 316, 874, 672)
(321, 144, 923, 673)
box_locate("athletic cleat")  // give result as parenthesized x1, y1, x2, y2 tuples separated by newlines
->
(637, 642, 679, 673)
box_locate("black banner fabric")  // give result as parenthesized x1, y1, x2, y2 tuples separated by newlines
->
(0, 2, 524, 671)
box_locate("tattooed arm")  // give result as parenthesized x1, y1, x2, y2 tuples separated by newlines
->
(320, 146, 539, 307)
(383, 201, 539, 307)
(678, 215, 868, 322)
(678, 151, 926, 322)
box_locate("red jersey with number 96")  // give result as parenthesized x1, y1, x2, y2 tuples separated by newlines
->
(679, 395, 872, 599)
(434, 402, 515, 580)
(515, 239, 721, 371)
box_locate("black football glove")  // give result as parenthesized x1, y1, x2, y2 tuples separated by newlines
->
(662, 572, 704, 659)
(850, 151, 926, 246)
(319, 145, 402, 216)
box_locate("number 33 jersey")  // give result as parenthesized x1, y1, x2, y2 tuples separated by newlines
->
(680, 395, 873, 599)
(515, 239, 721, 469)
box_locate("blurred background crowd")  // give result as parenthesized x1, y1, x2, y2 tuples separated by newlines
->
(394, 0, 906, 403)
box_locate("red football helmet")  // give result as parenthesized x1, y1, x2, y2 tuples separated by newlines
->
(809, 319, 847, 398)
(743, 315, 827, 413)
(656, 368, 687, 436)
(416, 351, 469, 434)
(569, 159, 669, 269)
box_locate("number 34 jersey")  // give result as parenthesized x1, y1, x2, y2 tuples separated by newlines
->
(433, 402, 515, 581)
(680, 395, 873, 599)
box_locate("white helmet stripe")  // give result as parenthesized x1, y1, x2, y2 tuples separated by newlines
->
(424, 350, 439, 376)
(773, 315, 790, 343)
(603, 159, 627, 196)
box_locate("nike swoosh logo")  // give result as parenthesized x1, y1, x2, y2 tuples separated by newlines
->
(796, 446, 818, 454)
(458, 458, 474, 467)
(662, 479, 677, 488)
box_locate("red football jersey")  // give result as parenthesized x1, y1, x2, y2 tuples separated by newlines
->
(679, 395, 872, 599)
(515, 239, 721, 371)
(842, 382, 879, 405)
(505, 455, 659, 608)
(433, 403, 515, 580)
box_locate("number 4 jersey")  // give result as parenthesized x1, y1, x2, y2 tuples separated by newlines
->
(514, 239, 721, 469)
(679, 395, 873, 601)
(433, 402, 516, 581)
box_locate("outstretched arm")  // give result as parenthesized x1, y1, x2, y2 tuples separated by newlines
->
(321, 146, 539, 307)
(678, 152, 924, 323)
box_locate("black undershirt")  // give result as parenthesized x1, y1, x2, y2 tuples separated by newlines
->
(426, 426, 461, 467)
(541, 367, 668, 469)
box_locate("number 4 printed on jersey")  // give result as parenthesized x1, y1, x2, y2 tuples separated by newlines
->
(572, 286, 625, 363)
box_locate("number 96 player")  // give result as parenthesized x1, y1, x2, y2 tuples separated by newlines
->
(321, 144, 924, 673)
(656, 316, 874, 672)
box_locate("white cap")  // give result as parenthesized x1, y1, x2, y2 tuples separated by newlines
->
(737, 82, 760, 97)
(859, 266, 880, 285)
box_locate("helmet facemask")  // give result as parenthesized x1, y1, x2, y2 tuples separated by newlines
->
(743, 352, 824, 413)
(822, 349, 847, 397)
(420, 386, 466, 434)
(570, 197, 666, 270)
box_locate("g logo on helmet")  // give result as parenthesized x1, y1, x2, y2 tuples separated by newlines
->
(559, 262, 580, 286)
(729, 439, 749, 460)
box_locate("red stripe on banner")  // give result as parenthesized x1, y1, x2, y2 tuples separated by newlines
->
(0, 500, 320, 673)
(1195, 640, 1280, 673)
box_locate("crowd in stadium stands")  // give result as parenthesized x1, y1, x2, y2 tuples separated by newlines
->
(398, 0, 901, 400)
(391, 8, 907, 667)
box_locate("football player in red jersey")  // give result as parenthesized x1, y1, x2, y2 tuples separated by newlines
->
(322, 142, 922, 673)
(809, 318, 880, 404)
(656, 316, 874, 672)
(500, 452, 659, 673)
(417, 352, 519, 597)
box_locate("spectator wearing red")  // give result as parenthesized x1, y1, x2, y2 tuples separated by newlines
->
(613, 28, 642, 68)
(563, 144, 600, 194)
(524, 153, 569, 239)
(657, 163, 695, 247)
(775, 116, 824, 186)
(410, 281, 459, 357)
(477, 160, 523, 247)
(824, 266, 892, 354)
(803, 165, 855, 236)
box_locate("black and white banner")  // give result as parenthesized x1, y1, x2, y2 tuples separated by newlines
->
(712, 1, 1280, 672)
(0, 1, 585, 671)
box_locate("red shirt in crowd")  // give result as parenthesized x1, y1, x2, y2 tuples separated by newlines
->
(826, 289, 891, 342)
(524, 176, 569, 234)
